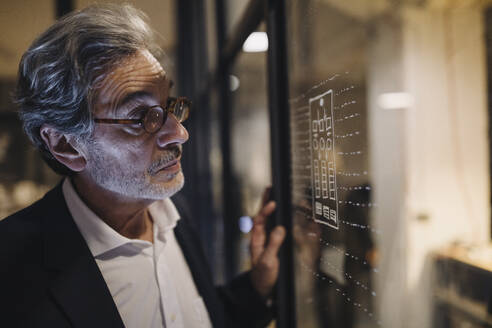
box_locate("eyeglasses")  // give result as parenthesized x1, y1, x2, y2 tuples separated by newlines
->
(94, 96, 191, 133)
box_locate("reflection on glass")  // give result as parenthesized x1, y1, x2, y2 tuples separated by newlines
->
(287, 1, 492, 328)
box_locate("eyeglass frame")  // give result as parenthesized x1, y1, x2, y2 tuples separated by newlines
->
(94, 96, 191, 133)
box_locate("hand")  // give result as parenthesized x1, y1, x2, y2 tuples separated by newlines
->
(250, 188, 286, 299)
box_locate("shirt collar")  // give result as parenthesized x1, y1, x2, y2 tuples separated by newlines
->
(62, 178, 181, 257)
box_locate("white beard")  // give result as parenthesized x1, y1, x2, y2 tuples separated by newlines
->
(85, 141, 184, 200)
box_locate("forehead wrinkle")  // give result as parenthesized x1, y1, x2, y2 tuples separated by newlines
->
(98, 65, 169, 117)
(108, 74, 169, 116)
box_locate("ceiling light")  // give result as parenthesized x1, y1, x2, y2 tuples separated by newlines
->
(378, 92, 414, 110)
(242, 32, 268, 53)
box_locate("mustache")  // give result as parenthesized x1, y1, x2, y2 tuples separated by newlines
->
(148, 145, 182, 175)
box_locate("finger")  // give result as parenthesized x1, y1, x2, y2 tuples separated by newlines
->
(260, 186, 273, 207)
(250, 224, 266, 264)
(262, 225, 286, 260)
(251, 202, 274, 263)
(253, 201, 276, 226)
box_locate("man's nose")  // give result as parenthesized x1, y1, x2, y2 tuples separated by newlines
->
(156, 114, 189, 148)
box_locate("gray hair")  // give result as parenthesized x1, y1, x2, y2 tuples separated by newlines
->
(15, 3, 162, 175)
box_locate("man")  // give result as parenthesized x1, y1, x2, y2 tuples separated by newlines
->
(0, 4, 286, 328)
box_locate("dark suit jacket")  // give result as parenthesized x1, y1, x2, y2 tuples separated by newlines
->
(0, 182, 272, 327)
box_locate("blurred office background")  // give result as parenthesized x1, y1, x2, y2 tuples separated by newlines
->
(2, 0, 492, 327)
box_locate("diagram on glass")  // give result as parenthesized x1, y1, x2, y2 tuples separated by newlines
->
(309, 89, 339, 229)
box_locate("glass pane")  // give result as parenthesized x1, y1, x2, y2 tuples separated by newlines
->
(208, 84, 226, 284)
(230, 44, 271, 274)
(226, 0, 251, 37)
(286, 1, 492, 328)
(204, 0, 218, 73)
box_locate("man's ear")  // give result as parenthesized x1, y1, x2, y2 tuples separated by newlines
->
(39, 124, 87, 172)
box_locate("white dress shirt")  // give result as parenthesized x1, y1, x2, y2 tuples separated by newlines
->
(62, 179, 212, 328)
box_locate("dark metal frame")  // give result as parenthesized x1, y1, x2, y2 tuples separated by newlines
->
(215, 0, 237, 280)
(265, 1, 296, 326)
(214, 0, 296, 325)
(55, 0, 73, 18)
(178, 0, 296, 324)
(176, 0, 217, 267)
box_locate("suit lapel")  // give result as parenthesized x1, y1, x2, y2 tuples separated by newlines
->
(41, 183, 124, 328)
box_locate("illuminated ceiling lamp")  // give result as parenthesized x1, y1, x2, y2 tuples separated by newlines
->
(378, 92, 414, 110)
(242, 32, 269, 52)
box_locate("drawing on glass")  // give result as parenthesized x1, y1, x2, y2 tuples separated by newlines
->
(309, 90, 338, 229)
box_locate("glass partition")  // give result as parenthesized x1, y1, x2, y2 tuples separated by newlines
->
(229, 45, 271, 274)
(285, 1, 492, 327)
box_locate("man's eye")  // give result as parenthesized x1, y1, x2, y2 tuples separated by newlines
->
(131, 121, 143, 128)
(124, 122, 145, 135)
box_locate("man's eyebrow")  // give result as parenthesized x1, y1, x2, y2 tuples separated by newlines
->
(114, 79, 173, 113)
(116, 91, 152, 110)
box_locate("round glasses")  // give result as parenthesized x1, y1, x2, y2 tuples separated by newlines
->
(94, 96, 191, 133)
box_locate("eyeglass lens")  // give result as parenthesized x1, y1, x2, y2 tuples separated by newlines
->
(142, 98, 190, 133)
(143, 107, 164, 133)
